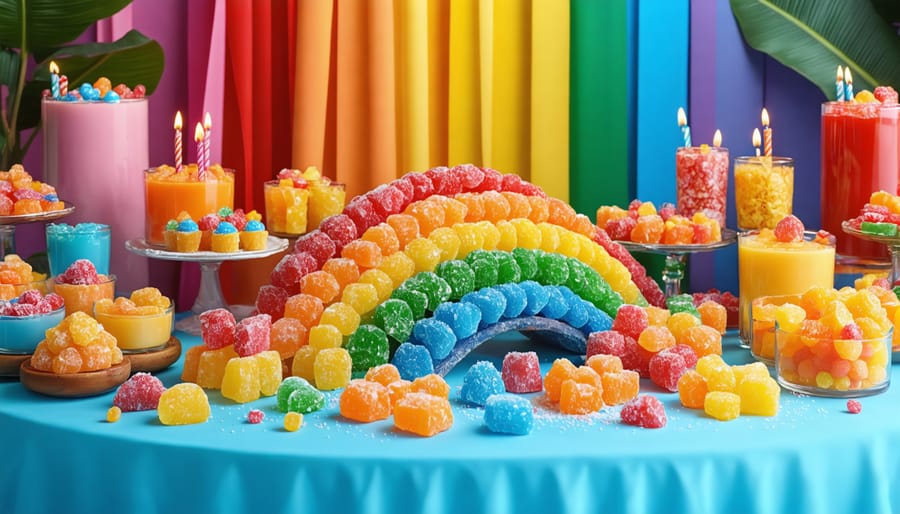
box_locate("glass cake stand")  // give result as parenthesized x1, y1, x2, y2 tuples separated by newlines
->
(618, 228, 738, 297)
(842, 221, 900, 285)
(0, 202, 75, 257)
(126, 236, 289, 335)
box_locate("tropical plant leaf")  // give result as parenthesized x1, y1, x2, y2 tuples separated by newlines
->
(0, 47, 19, 104)
(730, 0, 900, 98)
(0, 0, 131, 52)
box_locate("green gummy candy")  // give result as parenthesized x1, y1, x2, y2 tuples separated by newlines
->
(276, 376, 309, 412)
(535, 253, 569, 285)
(464, 249, 496, 266)
(286, 382, 325, 414)
(435, 260, 476, 300)
(494, 252, 522, 284)
(411, 272, 452, 311)
(512, 248, 539, 280)
(667, 294, 701, 318)
(345, 324, 390, 372)
(860, 221, 898, 237)
(373, 299, 415, 343)
(893, 286, 900, 301)
(471, 258, 500, 290)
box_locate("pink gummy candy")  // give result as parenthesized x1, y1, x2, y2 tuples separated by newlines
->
(271, 252, 318, 294)
(662, 344, 698, 369)
(18, 289, 43, 305)
(474, 167, 503, 193)
(501, 351, 543, 393)
(199, 308, 236, 350)
(14, 188, 43, 200)
(451, 164, 485, 191)
(612, 305, 649, 340)
(225, 209, 248, 231)
(293, 230, 336, 267)
(248, 409, 265, 424)
(648, 351, 687, 392)
(113, 373, 166, 412)
(367, 185, 408, 219)
(586, 330, 625, 360)
(344, 196, 382, 235)
(621, 395, 667, 429)
(256, 285, 289, 321)
(234, 313, 272, 357)
(390, 178, 415, 206)
(59, 259, 100, 285)
(319, 214, 358, 253)
(43, 293, 64, 311)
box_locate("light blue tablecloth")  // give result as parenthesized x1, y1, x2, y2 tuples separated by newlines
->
(2, 331, 899, 514)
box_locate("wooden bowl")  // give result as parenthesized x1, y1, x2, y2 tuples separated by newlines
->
(126, 337, 182, 374)
(20, 358, 131, 398)
(0, 353, 31, 378)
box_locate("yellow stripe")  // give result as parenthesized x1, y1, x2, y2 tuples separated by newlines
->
(530, 0, 570, 201)
(478, 0, 493, 165)
(448, 0, 482, 165)
(427, 0, 449, 167)
(396, 0, 430, 174)
(490, 0, 531, 178)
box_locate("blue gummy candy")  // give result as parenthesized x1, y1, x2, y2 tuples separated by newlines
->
(433, 301, 482, 340)
(392, 342, 434, 380)
(78, 83, 93, 98)
(411, 318, 456, 360)
(43, 194, 58, 202)
(561, 294, 590, 329)
(460, 361, 505, 406)
(497, 283, 527, 318)
(519, 280, 549, 316)
(539, 286, 569, 320)
(88, 87, 101, 101)
(484, 394, 534, 435)
(582, 303, 614, 334)
(461, 288, 506, 326)
(103, 91, 121, 103)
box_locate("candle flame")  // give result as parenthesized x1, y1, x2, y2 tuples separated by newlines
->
(752, 128, 761, 148)
(677, 107, 687, 127)
(194, 122, 205, 143)
(203, 112, 212, 131)
(49, 61, 59, 74)
(713, 130, 722, 148)
(844, 67, 853, 84)
(761, 108, 770, 128)
(836, 65, 844, 81)
(174, 111, 183, 131)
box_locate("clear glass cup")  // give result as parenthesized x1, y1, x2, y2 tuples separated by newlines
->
(675, 146, 729, 226)
(51, 274, 116, 316)
(94, 300, 174, 352)
(264, 180, 311, 235)
(748, 293, 801, 363)
(46, 223, 111, 277)
(308, 182, 347, 230)
(144, 165, 235, 246)
(734, 156, 795, 230)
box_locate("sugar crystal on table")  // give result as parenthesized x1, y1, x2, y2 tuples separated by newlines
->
(496, 283, 528, 318)
(411, 373, 451, 398)
(392, 342, 434, 380)
(501, 351, 543, 393)
(158, 383, 211, 426)
(113, 373, 166, 412)
(433, 301, 481, 340)
(391, 287, 428, 320)
(620, 395, 667, 428)
(460, 361, 505, 406)
(484, 394, 534, 435)
(393, 392, 453, 437)
(345, 324, 390, 371)
(461, 289, 506, 326)
(411, 318, 456, 360)
(314, 348, 352, 390)
(340, 379, 392, 422)
(539, 286, 569, 319)
(199, 308, 236, 350)
(234, 313, 272, 357)
(373, 299, 415, 344)
(435, 260, 475, 300)
(221, 356, 261, 403)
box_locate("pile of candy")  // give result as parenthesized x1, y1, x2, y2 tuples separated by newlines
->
(0, 164, 65, 216)
(51, 259, 115, 314)
(95, 287, 171, 316)
(165, 207, 267, 253)
(692, 289, 739, 328)
(0, 289, 63, 316)
(678, 357, 779, 421)
(44, 76, 147, 103)
(847, 190, 900, 237)
(30, 311, 123, 374)
(596, 200, 722, 245)
(264, 167, 347, 234)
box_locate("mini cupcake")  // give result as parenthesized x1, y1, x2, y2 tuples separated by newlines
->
(163, 219, 179, 250)
(211, 221, 239, 253)
(175, 219, 201, 252)
(197, 213, 221, 251)
(240, 219, 268, 251)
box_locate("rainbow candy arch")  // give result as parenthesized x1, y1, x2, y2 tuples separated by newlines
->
(255, 165, 663, 374)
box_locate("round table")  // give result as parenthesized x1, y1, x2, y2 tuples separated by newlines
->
(2, 329, 899, 514)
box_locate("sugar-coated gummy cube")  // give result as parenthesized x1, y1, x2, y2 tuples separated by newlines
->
(737, 375, 780, 416)
(496, 283, 528, 318)
(322, 258, 361, 294)
(697, 300, 728, 334)
(181, 344, 206, 383)
(199, 308, 236, 350)
(648, 351, 687, 392)
(586, 330, 625, 360)
(393, 392, 453, 437)
(682, 325, 722, 358)
(271, 252, 317, 294)
(299, 271, 341, 303)
(320, 302, 361, 336)
(255, 285, 289, 320)
(696, 354, 735, 392)
(408, 272, 452, 311)
(461, 288, 506, 326)
(345, 195, 383, 234)
(157, 383, 211, 426)
(704, 391, 741, 421)
(585, 354, 623, 376)
(600, 370, 640, 405)
(362, 223, 402, 257)
(677, 370, 708, 409)
(582, 307, 614, 334)
(340, 379, 392, 422)
(113, 372, 166, 412)
(637, 325, 676, 353)
(358, 269, 394, 302)
(404, 237, 443, 272)
(269, 318, 308, 359)
(314, 347, 352, 390)
(460, 361, 505, 406)
(365, 363, 402, 386)
(429, 226, 462, 261)
(342, 239, 384, 270)
(284, 293, 324, 328)
(345, 324, 390, 372)
(411, 318, 456, 360)
(221, 356, 261, 403)
(484, 394, 534, 435)
(544, 358, 577, 402)
(391, 287, 429, 320)
(501, 351, 543, 393)
(539, 286, 569, 319)
(512, 247, 539, 280)
(293, 230, 336, 267)
(388, 379, 413, 406)
(392, 342, 435, 380)
(620, 395, 667, 428)
(284, 411, 304, 432)
(234, 314, 272, 357)
(559, 379, 603, 415)
(255, 350, 283, 396)
(535, 252, 569, 286)
(411, 373, 451, 398)
(612, 304, 649, 340)
(432, 301, 482, 340)
(196, 345, 239, 389)
(435, 260, 476, 300)
(309, 323, 343, 350)
(494, 252, 522, 283)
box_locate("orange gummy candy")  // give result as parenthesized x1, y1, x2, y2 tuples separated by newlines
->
(340, 379, 392, 422)
(559, 379, 603, 414)
(547, 198, 577, 230)
(405, 201, 445, 236)
(631, 215, 665, 244)
(341, 240, 384, 270)
(526, 196, 550, 224)
(362, 223, 401, 256)
(682, 325, 722, 357)
(393, 392, 453, 437)
(677, 369, 708, 409)
(321, 258, 361, 294)
(458, 193, 486, 222)
(269, 317, 308, 359)
(386, 214, 421, 250)
(410, 373, 451, 398)
(365, 363, 402, 387)
(181, 344, 208, 383)
(698, 301, 727, 334)
(544, 358, 577, 402)
(284, 294, 324, 328)
(481, 191, 512, 223)
(600, 370, 640, 406)
(388, 379, 413, 407)
(299, 271, 341, 303)
(637, 325, 676, 352)
(586, 354, 624, 376)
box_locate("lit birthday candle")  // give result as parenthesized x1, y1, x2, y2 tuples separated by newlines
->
(835, 65, 844, 102)
(844, 67, 854, 101)
(752, 128, 761, 157)
(195, 122, 206, 178)
(677, 107, 692, 147)
(49, 61, 60, 99)
(761, 108, 772, 157)
(713, 129, 722, 148)
(203, 112, 212, 173)
(174, 111, 184, 173)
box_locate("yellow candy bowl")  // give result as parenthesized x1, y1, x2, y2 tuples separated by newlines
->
(94, 301, 174, 352)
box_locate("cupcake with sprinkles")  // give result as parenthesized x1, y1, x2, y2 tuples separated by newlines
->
(211, 221, 239, 253)
(175, 217, 201, 253)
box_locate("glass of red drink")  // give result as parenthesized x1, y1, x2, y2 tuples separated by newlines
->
(675, 146, 730, 226)
(821, 102, 900, 262)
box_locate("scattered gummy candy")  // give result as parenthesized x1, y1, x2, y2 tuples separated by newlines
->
(248, 409, 265, 424)
(847, 399, 862, 414)
(106, 406, 121, 423)
(620, 395, 666, 429)
(113, 372, 166, 412)
(284, 412, 304, 432)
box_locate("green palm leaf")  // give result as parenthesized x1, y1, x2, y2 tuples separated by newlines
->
(730, 0, 900, 99)
(0, 0, 131, 53)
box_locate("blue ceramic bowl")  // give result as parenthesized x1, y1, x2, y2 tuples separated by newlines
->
(0, 306, 66, 355)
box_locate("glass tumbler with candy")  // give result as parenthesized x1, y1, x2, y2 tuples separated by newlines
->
(734, 108, 795, 230)
(675, 109, 729, 227)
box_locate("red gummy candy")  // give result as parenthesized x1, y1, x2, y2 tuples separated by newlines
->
(500, 173, 528, 195)
(774, 215, 804, 243)
(648, 351, 687, 392)
(14, 188, 42, 200)
(271, 252, 318, 294)
(612, 305, 649, 340)
(225, 209, 248, 231)
(33, 300, 53, 314)
(426, 167, 463, 196)
(248, 409, 265, 424)
(293, 230, 336, 267)
(606, 217, 637, 241)
(620, 335, 644, 374)
(692, 223, 712, 244)
(402, 172, 435, 201)
(475, 167, 503, 193)
(592, 228, 666, 308)
(586, 330, 625, 360)
(367, 185, 408, 219)
(501, 351, 543, 393)
(390, 178, 415, 206)
(113, 372, 166, 412)
(43, 293, 64, 311)
(452, 164, 485, 191)
(847, 399, 862, 414)
(621, 395, 667, 428)
(12, 303, 35, 316)
(658, 203, 676, 221)
(234, 313, 272, 357)
(874, 86, 898, 105)
(345, 195, 383, 235)
(661, 344, 698, 368)
(198, 214, 221, 232)
(199, 308, 236, 349)
(256, 285, 289, 320)
(516, 181, 545, 198)
(0, 181, 12, 195)
(319, 214, 359, 253)
(133, 84, 147, 97)
(840, 323, 863, 340)
(59, 259, 100, 285)
(18, 289, 43, 305)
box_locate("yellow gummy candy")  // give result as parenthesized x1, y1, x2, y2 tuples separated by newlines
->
(495, 221, 518, 252)
(737, 376, 780, 416)
(196, 345, 239, 389)
(284, 411, 304, 432)
(221, 356, 261, 403)
(309, 324, 343, 351)
(158, 383, 211, 425)
(377, 252, 416, 288)
(358, 269, 394, 303)
(404, 238, 443, 273)
(314, 347, 352, 391)
(291, 346, 318, 384)
(342, 283, 380, 316)
(106, 406, 121, 423)
(319, 303, 361, 336)
(429, 227, 462, 261)
(256, 350, 283, 396)
(704, 391, 741, 421)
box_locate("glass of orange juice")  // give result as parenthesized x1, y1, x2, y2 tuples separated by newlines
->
(144, 164, 235, 246)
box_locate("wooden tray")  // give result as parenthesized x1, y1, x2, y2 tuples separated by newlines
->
(125, 337, 182, 374)
(20, 358, 131, 397)
(0, 353, 32, 378)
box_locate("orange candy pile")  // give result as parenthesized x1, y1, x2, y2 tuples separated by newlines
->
(94, 287, 171, 315)
(678, 356, 780, 421)
(544, 356, 640, 414)
(31, 311, 123, 374)
(0, 254, 46, 300)
(0, 164, 65, 216)
(596, 200, 721, 245)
